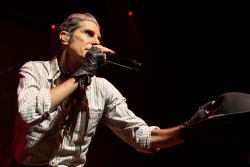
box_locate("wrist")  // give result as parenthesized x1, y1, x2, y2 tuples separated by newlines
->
(73, 74, 91, 91)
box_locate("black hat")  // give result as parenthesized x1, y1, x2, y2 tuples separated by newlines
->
(178, 92, 250, 144)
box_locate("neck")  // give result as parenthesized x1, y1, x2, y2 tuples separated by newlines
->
(58, 48, 81, 73)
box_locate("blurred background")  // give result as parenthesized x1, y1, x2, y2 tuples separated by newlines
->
(1, 0, 250, 166)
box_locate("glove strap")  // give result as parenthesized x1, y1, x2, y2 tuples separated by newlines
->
(77, 74, 91, 87)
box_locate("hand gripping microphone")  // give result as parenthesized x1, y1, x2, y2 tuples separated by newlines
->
(105, 53, 143, 70)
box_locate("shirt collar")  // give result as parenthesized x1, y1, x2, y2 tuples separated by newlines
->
(51, 54, 61, 80)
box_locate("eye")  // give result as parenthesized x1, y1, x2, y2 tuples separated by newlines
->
(83, 29, 102, 42)
(85, 30, 94, 37)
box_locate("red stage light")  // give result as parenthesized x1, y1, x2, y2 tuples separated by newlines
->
(128, 11, 133, 16)
(51, 24, 56, 30)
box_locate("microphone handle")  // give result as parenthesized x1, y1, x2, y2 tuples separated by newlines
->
(105, 54, 143, 70)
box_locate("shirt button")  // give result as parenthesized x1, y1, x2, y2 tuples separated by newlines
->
(49, 159, 57, 166)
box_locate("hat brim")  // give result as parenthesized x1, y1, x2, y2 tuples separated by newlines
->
(178, 111, 250, 144)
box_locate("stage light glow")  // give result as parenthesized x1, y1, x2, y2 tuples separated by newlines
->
(51, 24, 56, 30)
(128, 11, 133, 16)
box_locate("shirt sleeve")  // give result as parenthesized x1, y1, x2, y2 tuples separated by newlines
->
(101, 78, 159, 154)
(17, 61, 51, 126)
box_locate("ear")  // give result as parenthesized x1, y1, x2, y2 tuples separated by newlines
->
(59, 31, 69, 45)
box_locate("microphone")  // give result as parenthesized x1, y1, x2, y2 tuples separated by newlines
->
(105, 53, 143, 70)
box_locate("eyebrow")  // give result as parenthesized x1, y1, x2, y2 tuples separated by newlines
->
(84, 28, 102, 42)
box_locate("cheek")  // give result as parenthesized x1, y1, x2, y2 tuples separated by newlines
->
(81, 50, 88, 57)
(70, 35, 89, 55)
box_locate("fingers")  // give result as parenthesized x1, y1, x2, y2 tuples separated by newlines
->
(205, 100, 215, 109)
(92, 45, 115, 54)
(206, 100, 216, 116)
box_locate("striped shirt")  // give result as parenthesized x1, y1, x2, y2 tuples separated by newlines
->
(13, 55, 159, 166)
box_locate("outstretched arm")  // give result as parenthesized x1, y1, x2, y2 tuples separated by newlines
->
(150, 125, 184, 151)
(150, 100, 215, 151)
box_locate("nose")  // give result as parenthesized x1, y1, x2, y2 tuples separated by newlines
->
(91, 35, 101, 45)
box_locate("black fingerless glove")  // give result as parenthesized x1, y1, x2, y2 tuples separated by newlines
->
(72, 46, 106, 86)
(182, 100, 215, 127)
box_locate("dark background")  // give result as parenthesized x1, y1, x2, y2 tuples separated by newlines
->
(1, 0, 250, 166)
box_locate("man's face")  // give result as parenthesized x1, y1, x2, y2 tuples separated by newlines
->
(67, 20, 101, 62)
